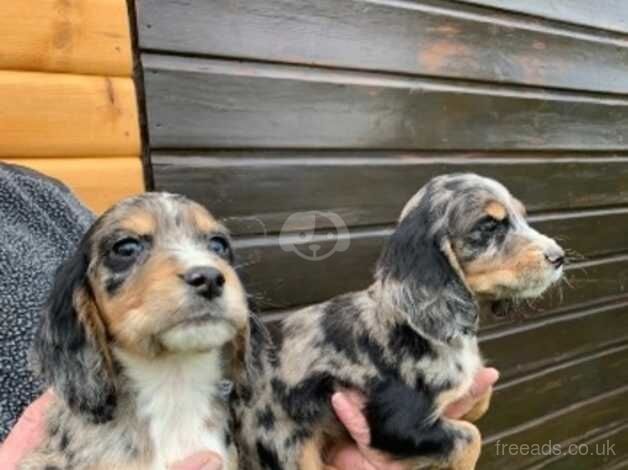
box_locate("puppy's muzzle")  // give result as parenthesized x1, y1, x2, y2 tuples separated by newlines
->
(182, 266, 225, 300)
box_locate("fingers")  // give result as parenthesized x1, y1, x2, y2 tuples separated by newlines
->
(326, 443, 378, 470)
(330, 392, 407, 470)
(469, 368, 499, 398)
(0, 391, 54, 470)
(331, 391, 370, 446)
(169, 452, 223, 470)
(444, 367, 499, 419)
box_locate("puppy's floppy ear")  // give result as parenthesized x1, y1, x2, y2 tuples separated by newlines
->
(376, 195, 477, 345)
(33, 233, 117, 423)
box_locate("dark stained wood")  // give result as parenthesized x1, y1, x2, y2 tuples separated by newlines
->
(236, 228, 384, 310)
(137, 0, 628, 94)
(454, 0, 628, 35)
(143, 54, 628, 150)
(529, 421, 628, 469)
(236, 231, 628, 316)
(533, 209, 628, 260)
(233, 215, 628, 311)
(153, 153, 628, 235)
(480, 387, 628, 468)
(482, 345, 628, 437)
(481, 254, 628, 330)
(135, 2, 628, 466)
(482, 299, 628, 380)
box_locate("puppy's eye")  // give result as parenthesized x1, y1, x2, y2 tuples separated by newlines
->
(112, 238, 143, 258)
(479, 216, 500, 232)
(208, 236, 230, 257)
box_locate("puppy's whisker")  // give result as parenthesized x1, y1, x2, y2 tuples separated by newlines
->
(556, 284, 565, 304)
(562, 276, 575, 290)
(233, 260, 260, 270)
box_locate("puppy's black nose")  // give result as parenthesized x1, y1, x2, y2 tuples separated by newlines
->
(544, 249, 565, 268)
(183, 266, 225, 299)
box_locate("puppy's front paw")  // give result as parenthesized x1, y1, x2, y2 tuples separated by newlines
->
(462, 388, 492, 423)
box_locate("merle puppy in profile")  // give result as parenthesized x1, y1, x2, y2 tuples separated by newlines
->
(235, 174, 565, 470)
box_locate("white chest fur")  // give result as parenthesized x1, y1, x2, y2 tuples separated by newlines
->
(116, 349, 230, 470)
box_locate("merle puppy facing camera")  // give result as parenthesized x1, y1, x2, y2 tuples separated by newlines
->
(235, 173, 565, 470)
(21, 193, 248, 470)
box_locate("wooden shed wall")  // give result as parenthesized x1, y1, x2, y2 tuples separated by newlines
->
(135, 1, 628, 467)
(0, 0, 144, 213)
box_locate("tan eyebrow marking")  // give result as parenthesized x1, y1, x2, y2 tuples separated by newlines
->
(188, 206, 221, 233)
(119, 209, 156, 235)
(485, 200, 507, 221)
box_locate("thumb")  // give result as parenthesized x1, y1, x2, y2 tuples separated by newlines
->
(469, 367, 499, 398)
(331, 391, 370, 446)
(169, 451, 223, 470)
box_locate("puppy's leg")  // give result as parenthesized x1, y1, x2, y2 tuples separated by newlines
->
(299, 432, 339, 470)
(365, 379, 481, 470)
(438, 419, 481, 470)
(299, 436, 323, 470)
(461, 388, 492, 423)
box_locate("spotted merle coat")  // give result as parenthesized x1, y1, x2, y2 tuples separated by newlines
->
(234, 174, 565, 470)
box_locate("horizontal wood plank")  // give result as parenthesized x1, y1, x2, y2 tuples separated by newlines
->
(0, 0, 133, 76)
(234, 215, 628, 312)
(482, 254, 628, 331)
(0, 71, 140, 157)
(480, 387, 628, 468)
(482, 345, 628, 437)
(454, 0, 628, 35)
(530, 422, 628, 469)
(153, 153, 628, 235)
(1, 157, 145, 213)
(482, 299, 628, 380)
(137, 0, 628, 94)
(143, 55, 628, 150)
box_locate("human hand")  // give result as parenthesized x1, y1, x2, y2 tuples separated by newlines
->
(0, 391, 54, 470)
(169, 452, 223, 470)
(327, 367, 499, 470)
(0, 391, 223, 470)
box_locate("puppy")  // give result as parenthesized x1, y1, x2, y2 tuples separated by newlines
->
(234, 173, 565, 470)
(20, 193, 248, 470)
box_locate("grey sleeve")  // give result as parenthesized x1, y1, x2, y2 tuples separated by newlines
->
(0, 163, 95, 440)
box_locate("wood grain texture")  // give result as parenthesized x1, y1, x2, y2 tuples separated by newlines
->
(143, 54, 628, 150)
(258, 247, 626, 314)
(0, 71, 140, 157)
(530, 422, 628, 469)
(0, 0, 133, 76)
(481, 387, 628, 468)
(482, 345, 628, 437)
(482, 298, 628, 381)
(135, 2, 628, 466)
(234, 214, 628, 312)
(153, 153, 628, 235)
(454, 0, 628, 35)
(482, 255, 628, 331)
(137, 0, 628, 94)
(1, 157, 145, 213)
